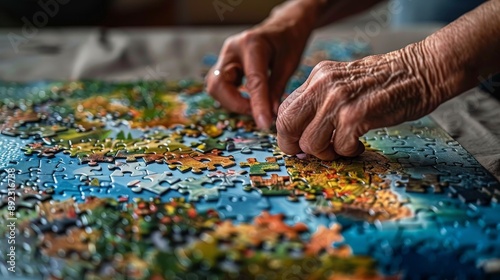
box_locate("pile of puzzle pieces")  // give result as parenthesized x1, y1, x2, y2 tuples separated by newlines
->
(1, 41, 500, 279)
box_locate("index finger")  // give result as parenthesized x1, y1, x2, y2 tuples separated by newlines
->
(241, 45, 273, 130)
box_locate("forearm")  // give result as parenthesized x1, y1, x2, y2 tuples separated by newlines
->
(263, 0, 385, 31)
(420, 0, 500, 103)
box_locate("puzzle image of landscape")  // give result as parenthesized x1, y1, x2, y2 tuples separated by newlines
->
(1, 41, 500, 279)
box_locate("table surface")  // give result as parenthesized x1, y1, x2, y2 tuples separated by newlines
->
(1, 25, 499, 180)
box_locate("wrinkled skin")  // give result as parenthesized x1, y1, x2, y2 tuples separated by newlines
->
(277, 44, 441, 160)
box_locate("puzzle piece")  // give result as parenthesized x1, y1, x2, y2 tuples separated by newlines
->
(246, 174, 294, 196)
(108, 160, 147, 177)
(73, 165, 103, 177)
(207, 169, 249, 187)
(127, 171, 179, 194)
(193, 137, 227, 153)
(80, 151, 114, 166)
(240, 157, 281, 176)
(226, 135, 272, 151)
(21, 142, 64, 157)
(192, 150, 235, 170)
(176, 177, 223, 201)
(165, 152, 209, 173)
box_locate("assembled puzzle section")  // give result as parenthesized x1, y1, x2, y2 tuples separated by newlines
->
(1, 40, 500, 279)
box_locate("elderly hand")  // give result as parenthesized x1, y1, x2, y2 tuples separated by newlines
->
(277, 42, 447, 160)
(205, 1, 318, 129)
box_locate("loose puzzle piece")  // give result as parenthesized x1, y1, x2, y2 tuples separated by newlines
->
(193, 137, 227, 153)
(226, 135, 272, 151)
(127, 171, 180, 194)
(239, 157, 281, 176)
(164, 150, 235, 174)
(192, 149, 236, 170)
(246, 174, 294, 196)
(73, 165, 103, 177)
(165, 152, 209, 173)
(108, 160, 147, 177)
(80, 151, 114, 166)
(207, 169, 249, 187)
(176, 177, 224, 202)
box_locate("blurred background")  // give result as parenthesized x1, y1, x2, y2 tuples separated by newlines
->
(0, 0, 285, 27)
(0, 0, 478, 28)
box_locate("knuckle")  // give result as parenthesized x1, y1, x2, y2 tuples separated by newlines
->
(245, 73, 267, 91)
(313, 60, 333, 75)
(323, 85, 347, 106)
(239, 30, 260, 46)
(314, 60, 330, 71)
(298, 139, 312, 155)
(300, 137, 325, 156)
(277, 101, 289, 117)
(337, 105, 363, 130)
(222, 35, 239, 49)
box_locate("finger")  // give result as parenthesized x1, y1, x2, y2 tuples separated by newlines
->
(276, 89, 318, 155)
(242, 46, 273, 130)
(298, 107, 338, 160)
(269, 61, 296, 115)
(333, 120, 366, 157)
(206, 63, 251, 115)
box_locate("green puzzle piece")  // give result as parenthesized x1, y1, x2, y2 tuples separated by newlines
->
(240, 157, 281, 176)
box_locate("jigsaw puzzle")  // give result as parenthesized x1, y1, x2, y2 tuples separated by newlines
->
(1, 40, 500, 280)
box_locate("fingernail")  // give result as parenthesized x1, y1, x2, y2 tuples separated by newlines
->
(296, 153, 307, 160)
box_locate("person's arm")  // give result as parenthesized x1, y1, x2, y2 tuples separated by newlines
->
(268, 0, 384, 28)
(205, 0, 384, 130)
(276, 0, 500, 160)
(421, 0, 500, 103)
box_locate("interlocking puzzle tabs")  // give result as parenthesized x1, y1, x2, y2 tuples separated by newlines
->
(1, 41, 500, 280)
